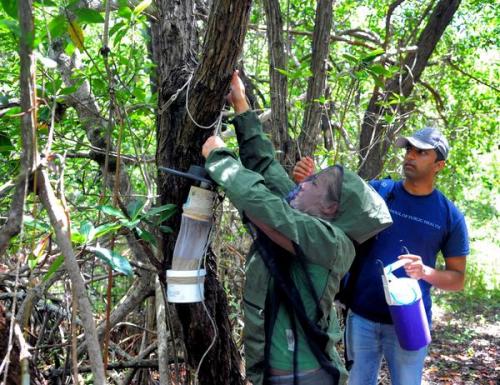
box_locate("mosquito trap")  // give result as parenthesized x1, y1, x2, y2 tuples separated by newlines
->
(159, 165, 216, 303)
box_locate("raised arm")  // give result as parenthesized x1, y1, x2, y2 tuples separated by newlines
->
(226, 71, 294, 196)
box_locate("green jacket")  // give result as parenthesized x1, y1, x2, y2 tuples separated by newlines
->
(205, 111, 392, 385)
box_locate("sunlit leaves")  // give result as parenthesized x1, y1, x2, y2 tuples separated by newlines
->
(73, 8, 104, 24)
(67, 20, 84, 50)
(80, 220, 96, 244)
(98, 205, 126, 219)
(43, 255, 64, 281)
(0, 0, 17, 19)
(133, 0, 152, 16)
(0, 131, 14, 153)
(87, 246, 133, 276)
(48, 14, 66, 38)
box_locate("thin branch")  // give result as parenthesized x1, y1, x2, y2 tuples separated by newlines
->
(248, 24, 379, 50)
(64, 151, 154, 164)
(155, 277, 170, 384)
(37, 168, 106, 385)
(418, 80, 449, 127)
(384, 0, 407, 49)
(446, 57, 500, 93)
(48, 358, 162, 376)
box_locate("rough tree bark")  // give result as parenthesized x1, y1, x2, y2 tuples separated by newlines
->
(263, 0, 293, 168)
(358, 0, 462, 179)
(153, 1, 252, 384)
(0, 0, 37, 256)
(297, 0, 335, 161)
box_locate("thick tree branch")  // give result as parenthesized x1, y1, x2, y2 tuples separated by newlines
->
(298, 0, 335, 159)
(358, 0, 462, 179)
(263, 0, 292, 166)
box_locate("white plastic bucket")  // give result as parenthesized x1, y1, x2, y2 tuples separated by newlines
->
(166, 269, 206, 303)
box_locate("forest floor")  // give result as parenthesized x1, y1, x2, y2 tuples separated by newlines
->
(378, 292, 499, 385)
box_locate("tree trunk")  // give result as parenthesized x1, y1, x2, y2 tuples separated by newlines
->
(0, 0, 37, 256)
(358, 0, 461, 179)
(263, 0, 293, 168)
(297, 0, 335, 160)
(153, 1, 252, 384)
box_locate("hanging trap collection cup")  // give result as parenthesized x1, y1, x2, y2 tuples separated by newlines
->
(377, 259, 431, 351)
(160, 166, 216, 303)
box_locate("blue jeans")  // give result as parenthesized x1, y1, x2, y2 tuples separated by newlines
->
(346, 311, 427, 385)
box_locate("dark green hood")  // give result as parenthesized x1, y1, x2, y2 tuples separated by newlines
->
(332, 169, 392, 244)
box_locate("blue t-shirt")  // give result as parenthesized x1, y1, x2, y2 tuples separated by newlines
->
(349, 180, 469, 324)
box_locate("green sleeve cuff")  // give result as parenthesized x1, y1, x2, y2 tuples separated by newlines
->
(231, 110, 264, 144)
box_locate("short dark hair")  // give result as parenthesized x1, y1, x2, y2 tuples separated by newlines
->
(435, 149, 445, 162)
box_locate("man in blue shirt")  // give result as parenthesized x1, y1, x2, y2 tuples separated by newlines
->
(293, 128, 469, 385)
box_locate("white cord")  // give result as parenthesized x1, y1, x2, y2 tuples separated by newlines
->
(185, 74, 224, 130)
(193, 197, 221, 384)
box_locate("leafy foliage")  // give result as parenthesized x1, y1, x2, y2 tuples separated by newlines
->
(0, 0, 497, 382)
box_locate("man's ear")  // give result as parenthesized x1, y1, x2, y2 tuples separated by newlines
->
(322, 201, 339, 218)
(434, 160, 446, 174)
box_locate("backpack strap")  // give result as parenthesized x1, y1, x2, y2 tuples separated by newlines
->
(339, 178, 395, 369)
(375, 178, 396, 202)
(250, 227, 340, 385)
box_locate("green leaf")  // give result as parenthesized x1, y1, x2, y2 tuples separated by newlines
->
(1, 0, 18, 19)
(94, 222, 122, 239)
(133, 0, 152, 16)
(361, 48, 385, 63)
(59, 80, 84, 96)
(68, 20, 84, 50)
(98, 205, 126, 219)
(369, 63, 388, 76)
(0, 18, 19, 36)
(71, 231, 86, 245)
(80, 220, 96, 244)
(88, 246, 133, 276)
(0, 131, 14, 153)
(119, 218, 140, 229)
(126, 199, 145, 220)
(118, 5, 132, 19)
(370, 73, 385, 88)
(74, 8, 104, 24)
(43, 255, 64, 282)
(342, 53, 359, 64)
(275, 68, 290, 77)
(137, 228, 157, 246)
(64, 42, 75, 56)
(23, 216, 51, 231)
(34, 0, 57, 6)
(109, 21, 125, 37)
(48, 15, 67, 39)
(28, 255, 38, 270)
(144, 203, 177, 218)
(159, 225, 173, 234)
(113, 27, 128, 46)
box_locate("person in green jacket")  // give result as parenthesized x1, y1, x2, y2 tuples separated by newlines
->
(201, 71, 392, 385)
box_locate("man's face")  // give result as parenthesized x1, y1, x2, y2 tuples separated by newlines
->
(289, 172, 338, 218)
(403, 144, 445, 180)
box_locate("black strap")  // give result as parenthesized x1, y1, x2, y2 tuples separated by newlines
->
(252, 228, 340, 384)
